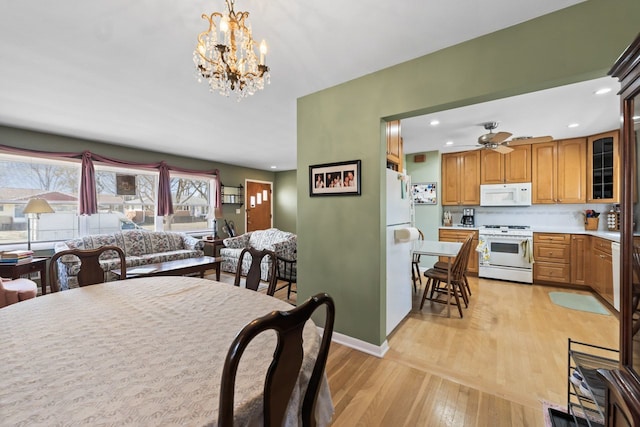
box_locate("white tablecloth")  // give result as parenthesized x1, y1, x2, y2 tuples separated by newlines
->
(0, 276, 333, 426)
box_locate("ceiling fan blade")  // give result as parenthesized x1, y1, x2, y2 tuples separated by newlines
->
(491, 132, 512, 144)
(508, 135, 553, 146)
(492, 144, 514, 154)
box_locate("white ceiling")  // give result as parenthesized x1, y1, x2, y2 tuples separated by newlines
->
(0, 0, 589, 171)
(402, 76, 621, 155)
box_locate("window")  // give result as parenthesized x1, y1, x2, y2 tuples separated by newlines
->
(0, 152, 218, 247)
(90, 165, 159, 234)
(0, 154, 80, 245)
(168, 174, 215, 233)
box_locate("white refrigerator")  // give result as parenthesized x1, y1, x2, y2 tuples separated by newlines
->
(386, 169, 413, 336)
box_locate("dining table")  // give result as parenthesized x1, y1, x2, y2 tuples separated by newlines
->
(412, 239, 462, 318)
(0, 276, 334, 426)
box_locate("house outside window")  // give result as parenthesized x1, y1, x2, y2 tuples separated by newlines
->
(0, 153, 218, 247)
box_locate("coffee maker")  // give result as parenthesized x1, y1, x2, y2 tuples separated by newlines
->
(461, 208, 475, 227)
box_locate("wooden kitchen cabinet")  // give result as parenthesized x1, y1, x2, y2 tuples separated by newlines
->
(441, 150, 480, 205)
(439, 229, 478, 274)
(587, 130, 619, 203)
(590, 236, 614, 305)
(531, 138, 587, 204)
(533, 233, 571, 284)
(480, 145, 531, 184)
(570, 234, 589, 286)
(386, 120, 403, 171)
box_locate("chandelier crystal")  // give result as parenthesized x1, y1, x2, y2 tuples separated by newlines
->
(193, 0, 269, 100)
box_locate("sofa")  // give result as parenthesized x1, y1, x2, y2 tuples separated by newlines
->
(53, 230, 204, 290)
(220, 228, 296, 281)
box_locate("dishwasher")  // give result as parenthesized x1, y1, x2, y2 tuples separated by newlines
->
(611, 241, 620, 311)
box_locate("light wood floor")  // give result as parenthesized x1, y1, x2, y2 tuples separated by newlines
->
(325, 277, 619, 426)
(211, 272, 618, 426)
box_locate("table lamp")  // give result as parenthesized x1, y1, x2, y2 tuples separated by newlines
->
(23, 198, 54, 250)
(210, 206, 223, 240)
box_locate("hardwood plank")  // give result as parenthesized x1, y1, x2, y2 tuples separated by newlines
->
(325, 276, 617, 426)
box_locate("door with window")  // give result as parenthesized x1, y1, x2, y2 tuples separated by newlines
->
(245, 180, 272, 232)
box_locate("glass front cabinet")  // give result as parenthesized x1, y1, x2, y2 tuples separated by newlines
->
(601, 32, 640, 427)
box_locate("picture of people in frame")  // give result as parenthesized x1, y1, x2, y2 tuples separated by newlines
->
(327, 172, 343, 188)
(343, 170, 355, 187)
(309, 160, 361, 196)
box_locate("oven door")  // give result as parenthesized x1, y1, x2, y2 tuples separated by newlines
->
(484, 235, 532, 269)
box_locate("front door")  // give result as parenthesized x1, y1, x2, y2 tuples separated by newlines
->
(246, 180, 272, 232)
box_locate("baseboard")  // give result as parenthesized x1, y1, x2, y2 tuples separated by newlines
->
(318, 327, 389, 358)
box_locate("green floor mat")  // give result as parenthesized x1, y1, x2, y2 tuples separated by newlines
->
(548, 292, 611, 315)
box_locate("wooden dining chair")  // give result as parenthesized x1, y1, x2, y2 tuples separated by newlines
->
(411, 229, 425, 293)
(234, 247, 277, 296)
(432, 234, 473, 297)
(421, 235, 473, 317)
(218, 293, 335, 427)
(275, 254, 297, 300)
(49, 246, 127, 292)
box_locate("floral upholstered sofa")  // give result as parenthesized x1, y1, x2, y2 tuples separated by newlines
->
(53, 230, 204, 290)
(220, 228, 296, 281)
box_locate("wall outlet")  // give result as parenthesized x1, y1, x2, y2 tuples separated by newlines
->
(236, 208, 241, 214)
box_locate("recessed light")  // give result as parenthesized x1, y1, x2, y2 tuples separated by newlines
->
(270, 165, 277, 169)
(568, 123, 580, 128)
(430, 120, 440, 126)
(594, 88, 612, 95)
(445, 141, 454, 146)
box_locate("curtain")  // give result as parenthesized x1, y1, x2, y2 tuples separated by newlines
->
(0, 143, 222, 214)
(79, 151, 98, 215)
(157, 162, 174, 217)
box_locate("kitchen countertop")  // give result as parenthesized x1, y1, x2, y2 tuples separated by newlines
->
(438, 225, 624, 242)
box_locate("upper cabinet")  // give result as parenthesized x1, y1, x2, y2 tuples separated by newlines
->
(442, 150, 480, 205)
(480, 145, 531, 184)
(531, 138, 587, 204)
(587, 130, 619, 203)
(386, 120, 403, 171)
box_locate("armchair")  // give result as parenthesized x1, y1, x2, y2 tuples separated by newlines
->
(220, 228, 296, 282)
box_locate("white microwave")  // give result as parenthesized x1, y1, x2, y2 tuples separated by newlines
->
(480, 183, 532, 206)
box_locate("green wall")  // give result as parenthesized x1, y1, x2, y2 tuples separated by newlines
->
(274, 169, 297, 233)
(297, 0, 640, 346)
(0, 125, 278, 236)
(406, 151, 440, 268)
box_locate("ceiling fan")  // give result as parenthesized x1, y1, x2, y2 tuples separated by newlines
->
(476, 122, 553, 154)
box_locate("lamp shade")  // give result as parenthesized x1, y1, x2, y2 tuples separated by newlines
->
(23, 198, 55, 215)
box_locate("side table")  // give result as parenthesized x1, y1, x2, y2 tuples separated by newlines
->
(202, 238, 225, 281)
(0, 257, 48, 295)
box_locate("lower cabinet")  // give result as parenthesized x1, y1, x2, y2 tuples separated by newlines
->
(591, 237, 614, 306)
(571, 234, 589, 286)
(438, 229, 478, 274)
(533, 233, 571, 284)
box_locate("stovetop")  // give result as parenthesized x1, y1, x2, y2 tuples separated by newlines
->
(482, 225, 530, 230)
(479, 225, 533, 236)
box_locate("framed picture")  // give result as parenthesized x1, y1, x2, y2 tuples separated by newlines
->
(309, 160, 361, 196)
(412, 182, 437, 205)
(116, 174, 137, 196)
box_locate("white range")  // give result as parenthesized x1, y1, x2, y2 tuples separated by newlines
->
(478, 225, 534, 284)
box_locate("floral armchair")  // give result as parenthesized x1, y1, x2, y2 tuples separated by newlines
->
(220, 228, 296, 281)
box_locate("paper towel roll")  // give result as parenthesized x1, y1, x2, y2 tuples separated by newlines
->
(394, 227, 420, 242)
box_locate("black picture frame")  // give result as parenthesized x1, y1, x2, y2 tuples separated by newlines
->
(309, 160, 361, 196)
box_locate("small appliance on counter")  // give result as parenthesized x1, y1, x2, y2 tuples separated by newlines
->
(461, 208, 475, 227)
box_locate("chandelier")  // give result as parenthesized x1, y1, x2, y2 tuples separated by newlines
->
(193, 0, 269, 100)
